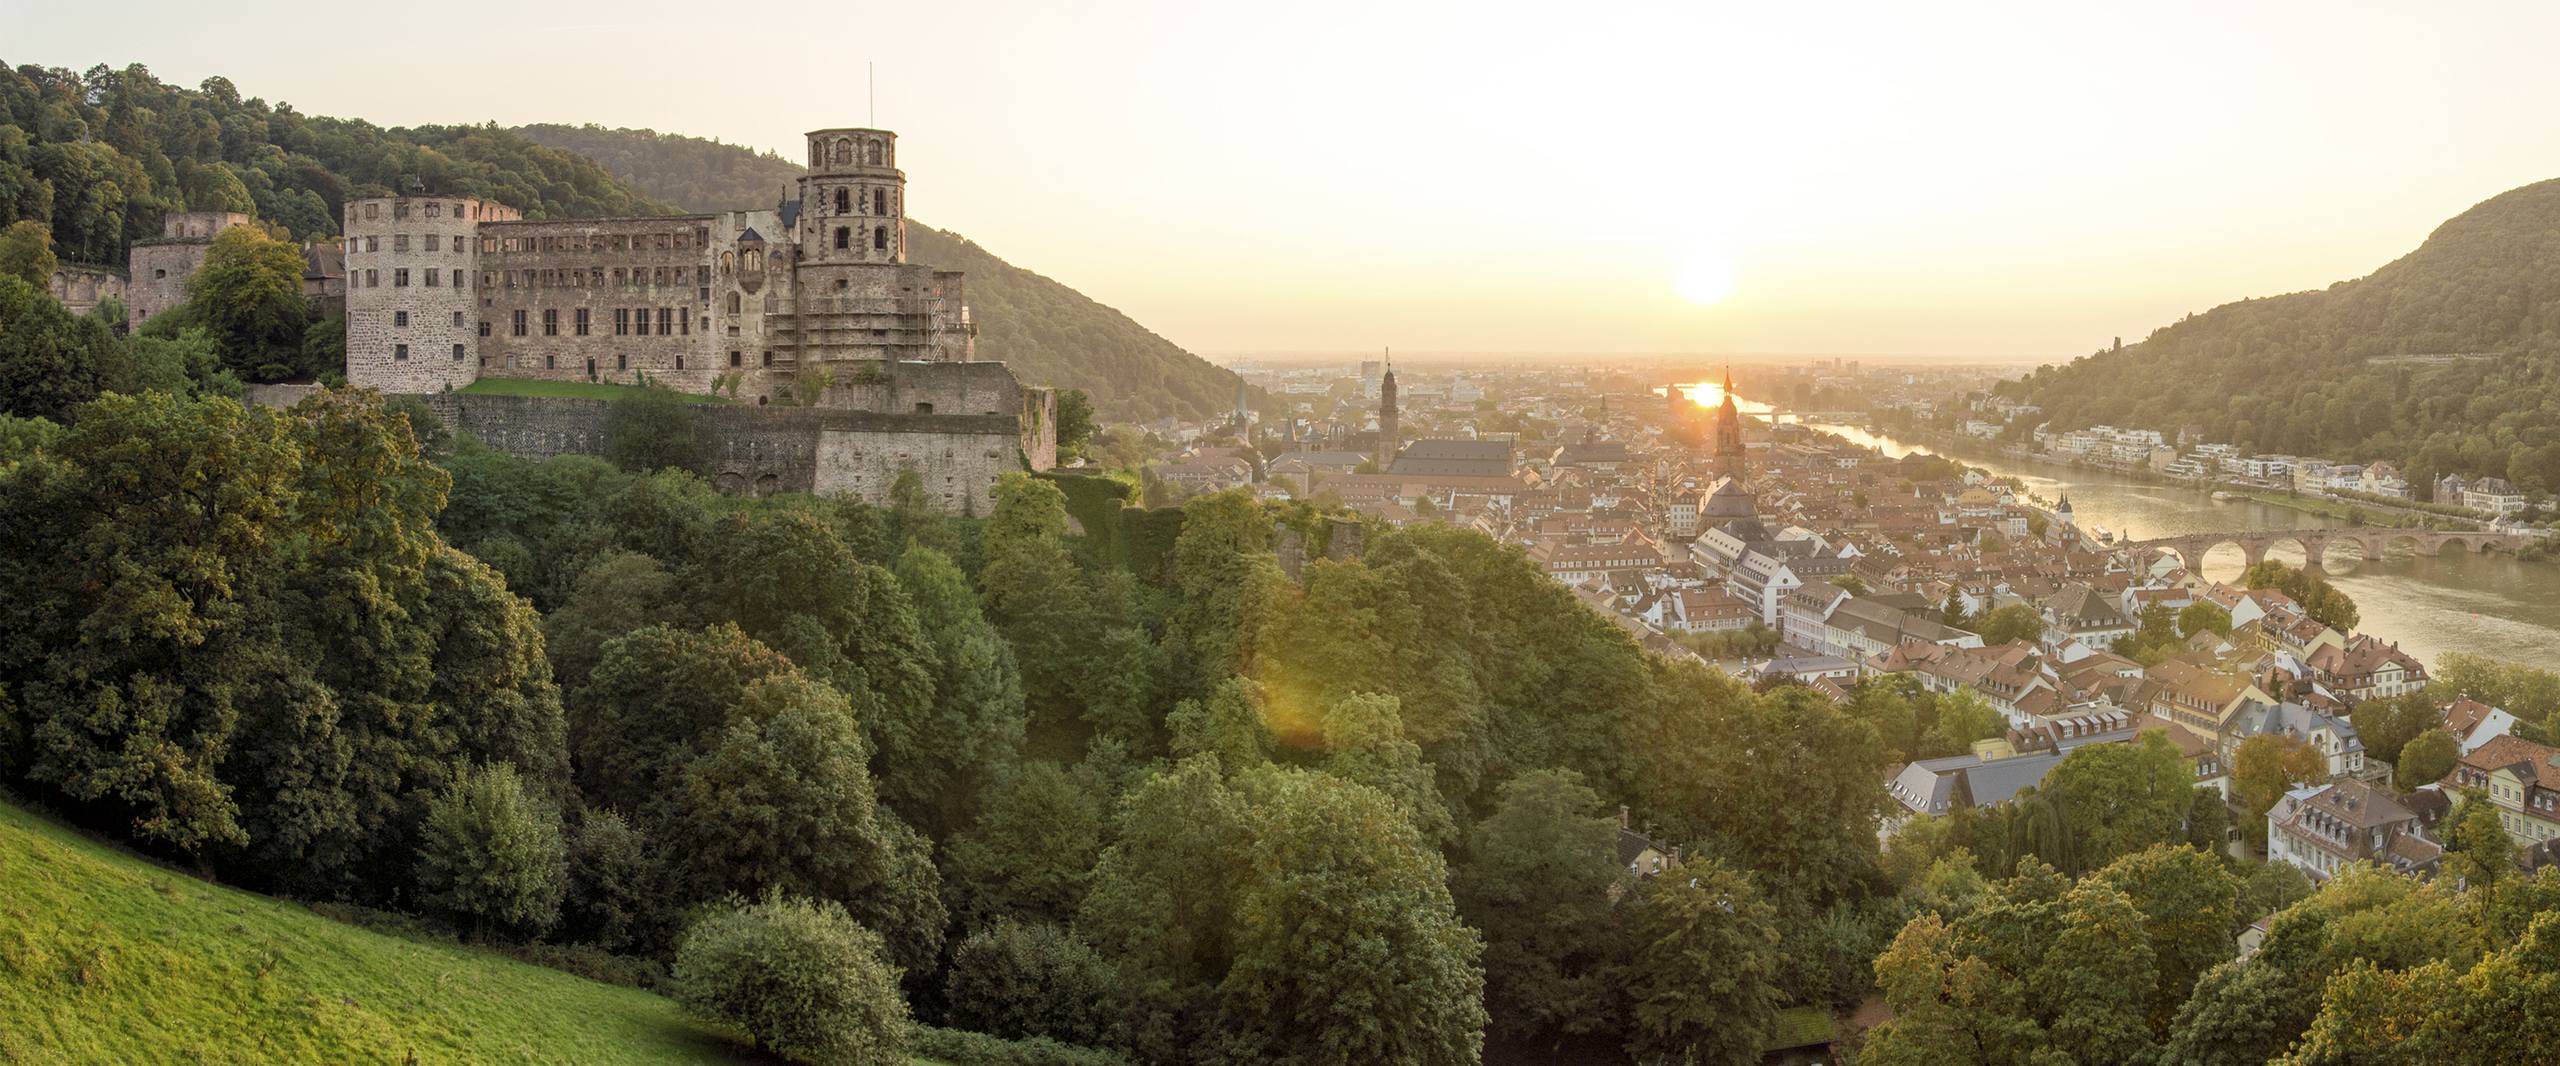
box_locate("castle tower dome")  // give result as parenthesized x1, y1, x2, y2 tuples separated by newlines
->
(801, 128, 906, 266)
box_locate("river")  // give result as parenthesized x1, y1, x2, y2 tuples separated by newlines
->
(1804, 423, 2560, 673)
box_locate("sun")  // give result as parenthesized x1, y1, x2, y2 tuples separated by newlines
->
(1677, 253, 1734, 305)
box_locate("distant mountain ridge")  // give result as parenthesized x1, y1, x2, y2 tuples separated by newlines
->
(2005, 178, 2560, 496)
(515, 123, 1243, 421)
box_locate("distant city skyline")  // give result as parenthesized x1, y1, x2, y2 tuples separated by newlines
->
(15, 0, 2560, 362)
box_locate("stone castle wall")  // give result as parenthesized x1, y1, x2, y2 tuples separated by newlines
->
(344, 197, 512, 393)
(46, 264, 127, 317)
(413, 391, 1038, 512)
(127, 241, 214, 326)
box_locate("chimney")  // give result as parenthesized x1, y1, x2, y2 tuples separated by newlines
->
(1619, 804, 1631, 830)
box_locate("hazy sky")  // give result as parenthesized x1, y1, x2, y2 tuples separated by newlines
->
(13, 0, 2560, 361)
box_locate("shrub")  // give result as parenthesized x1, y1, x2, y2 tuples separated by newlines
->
(413, 764, 567, 939)
(911, 1026, 1132, 1066)
(671, 895, 910, 1066)
(944, 921, 1119, 1048)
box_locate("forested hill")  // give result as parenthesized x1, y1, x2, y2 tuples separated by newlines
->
(516, 123, 1244, 421)
(2005, 176, 2560, 495)
(0, 62, 675, 264)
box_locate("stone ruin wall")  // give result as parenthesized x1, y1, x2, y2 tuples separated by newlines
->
(410, 392, 1034, 513)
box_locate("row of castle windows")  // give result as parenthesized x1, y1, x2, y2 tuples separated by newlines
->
(362, 268, 466, 288)
(356, 233, 467, 255)
(388, 310, 469, 329)
(388, 343, 467, 362)
(816, 137, 887, 168)
(488, 266, 714, 289)
(491, 307, 688, 337)
(363, 201, 494, 222)
(830, 187, 894, 216)
(835, 226, 892, 252)
(487, 230, 706, 254)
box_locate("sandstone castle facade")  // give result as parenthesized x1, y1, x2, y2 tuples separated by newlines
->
(342, 126, 1054, 513)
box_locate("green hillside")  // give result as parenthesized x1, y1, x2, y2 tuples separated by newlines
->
(2007, 177, 2560, 496)
(0, 798, 755, 1065)
(515, 123, 1245, 422)
(0, 62, 676, 265)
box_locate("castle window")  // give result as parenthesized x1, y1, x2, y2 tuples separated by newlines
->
(365, 203, 379, 220)
(654, 267, 667, 286)
(394, 202, 410, 221)
(545, 354, 555, 369)
(658, 308, 673, 335)
(543, 309, 558, 336)
(612, 268, 624, 286)
(452, 269, 464, 288)
(591, 268, 604, 286)
(451, 203, 463, 218)
(425, 234, 440, 251)
(394, 269, 410, 287)
(728, 292, 741, 314)
(512, 310, 527, 336)
(834, 279, 849, 291)
(865, 140, 882, 165)
(394, 311, 409, 328)
(676, 355, 685, 371)
(834, 227, 850, 250)
(155, 268, 167, 279)
(617, 354, 627, 370)
(743, 249, 762, 272)
(678, 310, 689, 335)
(656, 234, 670, 250)
(761, 351, 772, 367)
(695, 227, 708, 246)
(835, 188, 850, 213)
(364, 269, 377, 287)
(914, 402, 933, 414)
(425, 202, 441, 219)
(479, 320, 491, 337)
(393, 344, 409, 361)
(873, 226, 888, 251)
(365, 236, 379, 253)
(832, 139, 851, 166)
(575, 308, 590, 336)
(452, 344, 465, 361)
(424, 270, 439, 287)
(394, 235, 409, 252)
(615, 309, 630, 336)
(873, 188, 886, 215)
(452, 311, 464, 327)
(731, 351, 742, 367)
(586, 358, 597, 382)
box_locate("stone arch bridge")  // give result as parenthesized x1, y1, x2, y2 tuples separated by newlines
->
(2124, 528, 2529, 574)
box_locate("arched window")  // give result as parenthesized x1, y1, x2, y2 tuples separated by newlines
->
(834, 188, 850, 213)
(743, 248, 762, 272)
(865, 140, 883, 165)
(832, 139, 852, 166)
(873, 226, 888, 251)
(721, 250, 735, 272)
(727, 292, 742, 314)
(872, 188, 886, 215)
(834, 227, 850, 250)
(810, 142, 821, 167)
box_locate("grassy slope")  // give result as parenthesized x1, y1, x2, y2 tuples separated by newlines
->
(0, 799, 757, 1065)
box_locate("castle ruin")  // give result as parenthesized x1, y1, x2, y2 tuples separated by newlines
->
(342, 126, 1055, 513)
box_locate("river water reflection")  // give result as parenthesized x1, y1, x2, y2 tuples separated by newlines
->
(1806, 423, 2560, 672)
